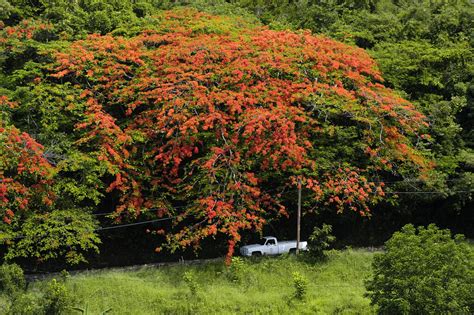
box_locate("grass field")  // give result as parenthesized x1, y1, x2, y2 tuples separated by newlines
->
(30, 249, 376, 314)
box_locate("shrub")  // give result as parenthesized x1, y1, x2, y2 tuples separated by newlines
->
(0, 263, 26, 298)
(365, 224, 474, 314)
(227, 256, 246, 283)
(8, 293, 43, 315)
(292, 271, 308, 300)
(0, 263, 41, 315)
(43, 278, 71, 315)
(6, 210, 100, 266)
(182, 271, 199, 296)
(0, 263, 73, 315)
(71, 304, 112, 314)
(307, 224, 336, 259)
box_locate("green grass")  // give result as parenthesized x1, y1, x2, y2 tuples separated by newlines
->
(30, 249, 376, 314)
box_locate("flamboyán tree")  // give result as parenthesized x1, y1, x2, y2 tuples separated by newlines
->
(0, 19, 105, 264)
(3, 9, 432, 263)
(0, 96, 54, 228)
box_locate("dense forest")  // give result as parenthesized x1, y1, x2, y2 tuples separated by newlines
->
(1, 0, 473, 269)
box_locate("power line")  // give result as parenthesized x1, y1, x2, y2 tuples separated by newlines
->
(367, 178, 467, 184)
(0, 217, 177, 241)
(92, 212, 114, 216)
(93, 187, 473, 218)
(384, 190, 474, 195)
(92, 204, 191, 216)
(262, 178, 470, 194)
(265, 186, 473, 195)
(93, 189, 474, 223)
(96, 216, 177, 231)
(2, 189, 472, 242)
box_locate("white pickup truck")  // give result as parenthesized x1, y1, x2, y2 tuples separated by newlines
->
(239, 236, 308, 256)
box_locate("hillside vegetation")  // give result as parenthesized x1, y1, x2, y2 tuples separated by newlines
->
(29, 250, 375, 314)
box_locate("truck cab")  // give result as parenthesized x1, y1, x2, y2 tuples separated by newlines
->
(239, 236, 307, 256)
(261, 236, 279, 255)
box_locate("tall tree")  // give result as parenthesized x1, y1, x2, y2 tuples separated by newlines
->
(43, 8, 430, 262)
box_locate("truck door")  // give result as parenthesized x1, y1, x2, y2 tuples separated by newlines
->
(266, 238, 278, 255)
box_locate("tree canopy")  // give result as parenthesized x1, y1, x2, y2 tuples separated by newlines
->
(0, 7, 433, 263)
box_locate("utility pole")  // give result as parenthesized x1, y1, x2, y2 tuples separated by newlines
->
(296, 178, 302, 255)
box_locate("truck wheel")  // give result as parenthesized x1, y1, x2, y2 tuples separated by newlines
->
(289, 248, 296, 255)
(252, 252, 262, 257)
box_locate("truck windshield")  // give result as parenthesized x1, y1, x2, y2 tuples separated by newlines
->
(259, 239, 267, 245)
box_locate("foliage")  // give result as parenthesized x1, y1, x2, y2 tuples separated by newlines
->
(365, 224, 474, 314)
(3, 0, 157, 36)
(42, 278, 71, 315)
(71, 304, 112, 315)
(41, 8, 430, 262)
(7, 292, 44, 315)
(226, 256, 247, 283)
(182, 271, 199, 296)
(0, 263, 25, 297)
(226, 0, 474, 234)
(5, 210, 100, 265)
(291, 271, 308, 300)
(0, 121, 55, 226)
(0, 263, 72, 315)
(163, 0, 259, 22)
(0, 263, 28, 314)
(0, 19, 103, 266)
(307, 224, 336, 259)
(2, 0, 472, 267)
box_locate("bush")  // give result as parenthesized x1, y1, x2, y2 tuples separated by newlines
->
(6, 210, 100, 266)
(0, 263, 40, 315)
(0, 263, 73, 315)
(182, 271, 199, 296)
(0, 263, 26, 298)
(227, 256, 246, 283)
(8, 293, 43, 315)
(43, 278, 71, 315)
(292, 271, 308, 300)
(365, 224, 474, 314)
(307, 224, 336, 259)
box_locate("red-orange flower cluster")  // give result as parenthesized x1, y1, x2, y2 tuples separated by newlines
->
(0, 119, 54, 224)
